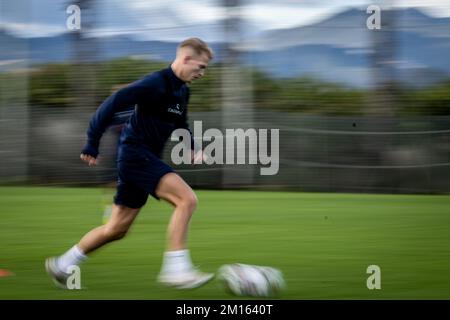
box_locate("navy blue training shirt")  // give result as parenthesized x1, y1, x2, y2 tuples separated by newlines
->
(83, 66, 195, 159)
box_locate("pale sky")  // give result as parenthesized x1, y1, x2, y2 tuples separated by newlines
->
(1, 0, 450, 39)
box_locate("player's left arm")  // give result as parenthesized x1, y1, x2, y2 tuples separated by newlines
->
(81, 82, 145, 165)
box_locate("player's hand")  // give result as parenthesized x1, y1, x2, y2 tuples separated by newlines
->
(191, 150, 209, 164)
(80, 153, 98, 166)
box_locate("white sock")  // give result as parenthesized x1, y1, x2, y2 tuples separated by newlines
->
(57, 245, 88, 273)
(161, 249, 194, 274)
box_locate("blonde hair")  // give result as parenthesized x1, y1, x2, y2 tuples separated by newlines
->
(178, 38, 214, 60)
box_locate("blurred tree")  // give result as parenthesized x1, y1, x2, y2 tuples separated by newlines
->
(24, 59, 450, 115)
(399, 80, 450, 116)
(29, 64, 73, 107)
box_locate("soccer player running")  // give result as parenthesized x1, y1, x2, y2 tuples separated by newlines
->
(45, 38, 214, 289)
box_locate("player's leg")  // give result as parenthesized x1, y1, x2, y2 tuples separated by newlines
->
(78, 204, 140, 254)
(156, 172, 198, 251)
(155, 172, 214, 288)
(45, 188, 143, 288)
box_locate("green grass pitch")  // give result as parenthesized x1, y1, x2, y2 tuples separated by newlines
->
(1, 186, 450, 299)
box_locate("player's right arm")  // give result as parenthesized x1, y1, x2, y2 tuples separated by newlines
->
(80, 82, 147, 166)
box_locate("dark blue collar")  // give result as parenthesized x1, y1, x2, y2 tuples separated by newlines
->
(165, 66, 186, 89)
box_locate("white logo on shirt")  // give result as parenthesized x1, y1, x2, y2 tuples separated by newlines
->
(168, 103, 183, 115)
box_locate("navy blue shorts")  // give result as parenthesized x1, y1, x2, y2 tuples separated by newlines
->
(113, 145, 173, 209)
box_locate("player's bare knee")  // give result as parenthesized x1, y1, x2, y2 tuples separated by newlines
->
(174, 192, 197, 213)
(180, 193, 198, 212)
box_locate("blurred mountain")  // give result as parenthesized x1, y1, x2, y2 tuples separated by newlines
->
(237, 8, 450, 51)
(237, 8, 370, 51)
(238, 8, 450, 87)
(1, 7, 449, 87)
(242, 44, 372, 87)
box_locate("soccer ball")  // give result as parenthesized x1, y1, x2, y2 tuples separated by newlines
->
(217, 263, 285, 297)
